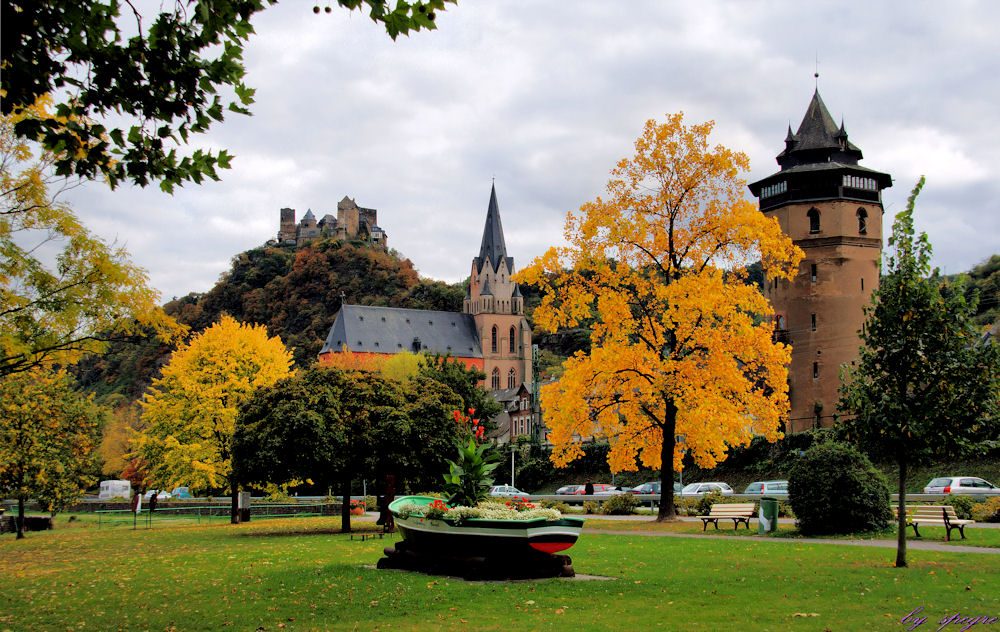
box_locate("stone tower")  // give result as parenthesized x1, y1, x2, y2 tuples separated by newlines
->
(463, 185, 533, 392)
(748, 90, 892, 432)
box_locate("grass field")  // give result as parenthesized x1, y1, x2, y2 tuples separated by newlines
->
(2, 514, 998, 631)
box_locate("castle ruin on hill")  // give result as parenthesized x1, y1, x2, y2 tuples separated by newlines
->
(276, 195, 387, 247)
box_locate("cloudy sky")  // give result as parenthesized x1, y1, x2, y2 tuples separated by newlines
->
(64, 1, 1000, 302)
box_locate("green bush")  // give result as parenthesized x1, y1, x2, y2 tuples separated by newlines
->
(788, 442, 892, 535)
(946, 495, 978, 520)
(778, 501, 795, 518)
(695, 490, 724, 515)
(601, 493, 638, 515)
(538, 499, 571, 513)
(970, 496, 1000, 523)
(582, 501, 599, 514)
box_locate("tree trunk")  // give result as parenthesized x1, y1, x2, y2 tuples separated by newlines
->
(656, 402, 678, 521)
(230, 484, 240, 525)
(895, 458, 907, 568)
(341, 478, 352, 533)
(16, 497, 25, 540)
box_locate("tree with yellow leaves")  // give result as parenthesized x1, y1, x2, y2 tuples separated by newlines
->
(518, 113, 803, 520)
(0, 368, 105, 539)
(135, 315, 292, 522)
(1, 98, 183, 379)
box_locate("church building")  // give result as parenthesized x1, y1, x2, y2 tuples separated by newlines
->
(317, 186, 534, 434)
(749, 90, 892, 432)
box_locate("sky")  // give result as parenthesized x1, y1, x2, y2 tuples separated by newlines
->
(63, 1, 1000, 302)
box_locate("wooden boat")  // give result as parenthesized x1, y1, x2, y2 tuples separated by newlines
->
(379, 495, 585, 579)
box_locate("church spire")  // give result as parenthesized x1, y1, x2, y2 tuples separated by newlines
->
(474, 183, 514, 273)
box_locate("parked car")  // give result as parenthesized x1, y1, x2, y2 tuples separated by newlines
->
(923, 477, 1000, 495)
(143, 489, 171, 500)
(680, 482, 734, 497)
(594, 485, 631, 496)
(489, 484, 526, 498)
(743, 480, 789, 496)
(171, 486, 192, 499)
(555, 485, 584, 495)
(629, 482, 683, 495)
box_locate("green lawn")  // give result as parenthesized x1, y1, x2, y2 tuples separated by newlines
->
(1, 515, 997, 631)
(582, 516, 1000, 548)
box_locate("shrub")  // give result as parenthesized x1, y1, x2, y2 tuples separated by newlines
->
(946, 495, 978, 520)
(601, 493, 638, 515)
(695, 490, 724, 515)
(778, 501, 795, 518)
(539, 499, 571, 513)
(582, 501, 599, 514)
(970, 497, 1000, 523)
(788, 442, 892, 535)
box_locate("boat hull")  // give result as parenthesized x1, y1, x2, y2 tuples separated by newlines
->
(380, 496, 585, 579)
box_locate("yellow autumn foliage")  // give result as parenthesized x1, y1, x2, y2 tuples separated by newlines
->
(0, 96, 184, 378)
(135, 316, 292, 492)
(517, 113, 803, 483)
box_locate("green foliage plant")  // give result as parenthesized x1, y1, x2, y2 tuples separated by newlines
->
(695, 490, 724, 516)
(601, 493, 638, 515)
(946, 495, 978, 520)
(538, 499, 571, 513)
(441, 438, 500, 507)
(838, 178, 1000, 566)
(970, 497, 1000, 523)
(582, 501, 599, 514)
(788, 442, 892, 536)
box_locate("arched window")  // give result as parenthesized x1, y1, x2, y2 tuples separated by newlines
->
(857, 208, 868, 235)
(509, 326, 516, 354)
(807, 208, 820, 234)
(491, 325, 498, 353)
(508, 368, 517, 389)
(491, 368, 500, 390)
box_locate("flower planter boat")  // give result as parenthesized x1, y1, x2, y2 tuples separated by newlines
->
(377, 495, 585, 579)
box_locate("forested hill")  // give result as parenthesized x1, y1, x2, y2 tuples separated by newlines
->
(75, 239, 465, 402)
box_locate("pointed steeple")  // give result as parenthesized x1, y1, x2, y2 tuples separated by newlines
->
(474, 184, 515, 273)
(776, 90, 862, 169)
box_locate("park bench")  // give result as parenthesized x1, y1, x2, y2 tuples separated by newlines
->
(905, 505, 974, 541)
(698, 502, 756, 531)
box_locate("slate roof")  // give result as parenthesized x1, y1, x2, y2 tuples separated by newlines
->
(776, 90, 863, 169)
(319, 304, 483, 357)
(473, 184, 515, 273)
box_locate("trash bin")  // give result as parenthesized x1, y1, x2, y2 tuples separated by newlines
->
(758, 497, 779, 534)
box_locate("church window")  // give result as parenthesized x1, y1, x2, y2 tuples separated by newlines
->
(491, 326, 498, 353)
(508, 368, 516, 389)
(807, 208, 820, 234)
(509, 327, 516, 353)
(491, 368, 500, 390)
(857, 208, 868, 234)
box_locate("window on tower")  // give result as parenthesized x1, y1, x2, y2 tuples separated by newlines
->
(508, 368, 516, 389)
(807, 208, 820, 234)
(509, 326, 516, 354)
(491, 326, 498, 353)
(811, 313, 816, 331)
(857, 208, 868, 235)
(811, 264, 817, 283)
(491, 368, 500, 390)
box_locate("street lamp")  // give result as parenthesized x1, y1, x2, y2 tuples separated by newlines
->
(511, 443, 516, 487)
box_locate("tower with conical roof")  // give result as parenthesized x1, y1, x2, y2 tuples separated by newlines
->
(463, 185, 532, 392)
(749, 90, 892, 432)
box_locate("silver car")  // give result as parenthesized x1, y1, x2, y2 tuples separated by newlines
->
(744, 480, 789, 496)
(680, 482, 734, 497)
(923, 477, 1000, 495)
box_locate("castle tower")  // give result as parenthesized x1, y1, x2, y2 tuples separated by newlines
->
(464, 185, 532, 392)
(749, 90, 892, 432)
(278, 207, 296, 243)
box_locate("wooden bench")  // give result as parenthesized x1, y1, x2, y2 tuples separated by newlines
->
(895, 505, 974, 541)
(698, 503, 756, 531)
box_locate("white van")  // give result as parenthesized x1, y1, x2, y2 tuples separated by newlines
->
(99, 480, 132, 500)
